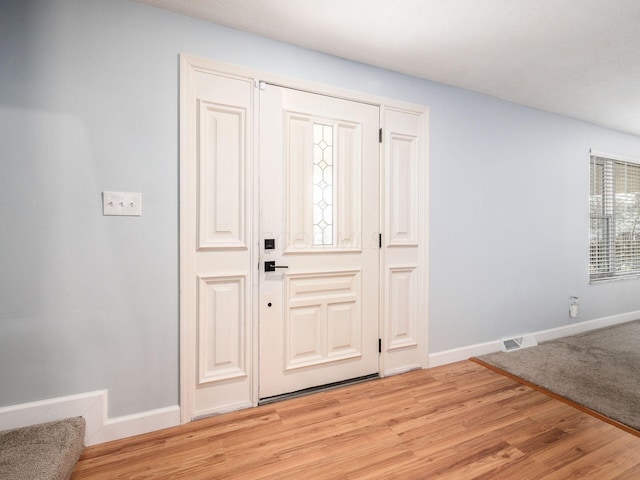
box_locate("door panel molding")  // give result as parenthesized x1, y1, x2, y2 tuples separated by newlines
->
(387, 133, 419, 247)
(386, 265, 419, 351)
(284, 113, 363, 253)
(336, 122, 362, 250)
(284, 269, 362, 371)
(285, 112, 314, 251)
(197, 274, 248, 384)
(197, 100, 247, 250)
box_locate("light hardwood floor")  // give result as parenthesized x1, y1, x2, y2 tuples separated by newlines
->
(72, 361, 640, 479)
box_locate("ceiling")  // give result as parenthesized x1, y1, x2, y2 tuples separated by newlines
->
(136, 0, 640, 137)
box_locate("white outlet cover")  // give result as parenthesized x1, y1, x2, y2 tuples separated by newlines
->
(103, 191, 142, 216)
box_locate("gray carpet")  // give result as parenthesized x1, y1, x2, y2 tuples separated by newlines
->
(476, 320, 640, 431)
(0, 417, 85, 480)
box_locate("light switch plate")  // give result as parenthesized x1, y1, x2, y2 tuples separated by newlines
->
(103, 191, 142, 216)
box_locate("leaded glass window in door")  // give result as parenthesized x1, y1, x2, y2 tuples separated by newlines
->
(313, 123, 334, 245)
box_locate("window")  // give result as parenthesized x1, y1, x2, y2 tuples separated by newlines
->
(590, 151, 640, 281)
(312, 123, 334, 246)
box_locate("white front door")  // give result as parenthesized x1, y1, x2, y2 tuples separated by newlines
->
(259, 85, 380, 399)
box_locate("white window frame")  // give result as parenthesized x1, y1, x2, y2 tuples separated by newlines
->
(590, 149, 640, 282)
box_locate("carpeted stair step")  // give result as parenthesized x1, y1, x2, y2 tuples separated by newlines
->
(0, 417, 85, 480)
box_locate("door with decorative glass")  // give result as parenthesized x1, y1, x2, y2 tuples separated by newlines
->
(259, 84, 380, 399)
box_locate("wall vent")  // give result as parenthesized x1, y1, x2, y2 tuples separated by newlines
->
(500, 334, 537, 352)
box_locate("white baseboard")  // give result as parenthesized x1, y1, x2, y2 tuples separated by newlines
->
(428, 340, 500, 367)
(0, 390, 107, 443)
(90, 405, 180, 445)
(534, 310, 640, 343)
(428, 310, 640, 368)
(0, 391, 180, 446)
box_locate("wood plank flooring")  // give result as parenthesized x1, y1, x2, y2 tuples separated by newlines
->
(72, 361, 640, 479)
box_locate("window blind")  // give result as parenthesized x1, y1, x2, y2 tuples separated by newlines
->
(590, 153, 640, 281)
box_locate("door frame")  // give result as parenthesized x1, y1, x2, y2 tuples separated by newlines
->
(179, 54, 429, 423)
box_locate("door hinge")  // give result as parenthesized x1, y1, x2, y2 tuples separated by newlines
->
(379, 128, 383, 143)
(379, 233, 382, 249)
(378, 338, 382, 353)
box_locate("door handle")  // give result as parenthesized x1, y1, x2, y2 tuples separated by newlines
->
(264, 261, 288, 272)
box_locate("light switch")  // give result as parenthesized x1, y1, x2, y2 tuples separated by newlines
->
(103, 191, 142, 216)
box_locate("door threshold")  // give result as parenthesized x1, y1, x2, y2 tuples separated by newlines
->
(259, 373, 380, 406)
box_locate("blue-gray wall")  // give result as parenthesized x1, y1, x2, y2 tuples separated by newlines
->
(2, 0, 639, 416)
